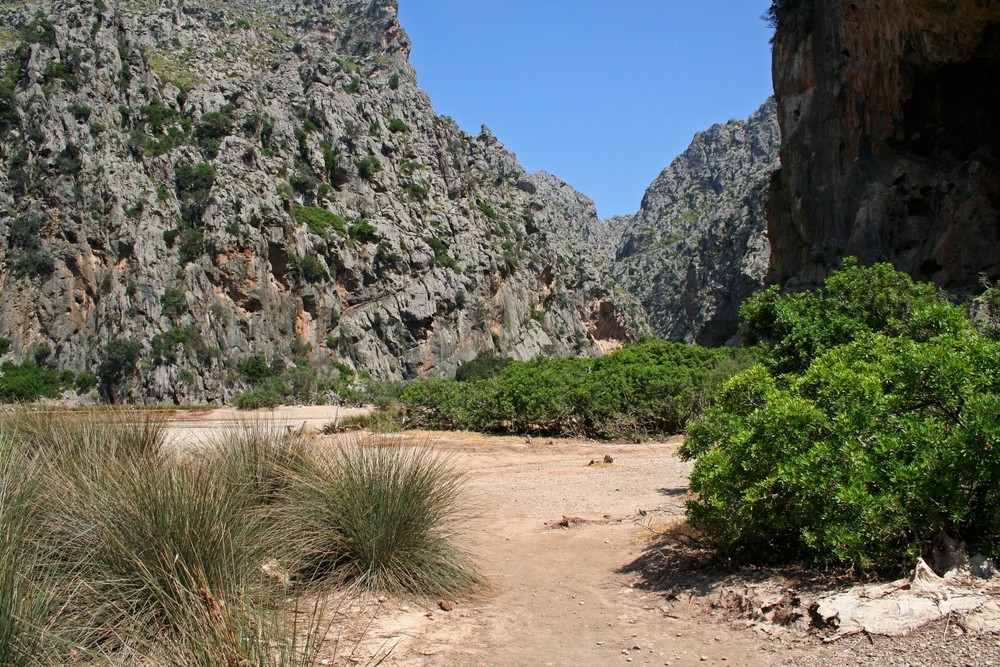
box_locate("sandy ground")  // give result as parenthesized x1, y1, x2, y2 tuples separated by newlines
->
(164, 408, 999, 667)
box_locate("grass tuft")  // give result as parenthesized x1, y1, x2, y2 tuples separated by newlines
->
(282, 436, 479, 596)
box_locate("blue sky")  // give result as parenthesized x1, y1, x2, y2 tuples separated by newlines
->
(396, 1, 775, 218)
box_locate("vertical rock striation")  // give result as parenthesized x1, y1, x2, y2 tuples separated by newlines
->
(768, 0, 1000, 291)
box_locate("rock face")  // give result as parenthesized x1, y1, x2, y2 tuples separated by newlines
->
(0, 0, 641, 402)
(768, 0, 1000, 291)
(602, 100, 779, 345)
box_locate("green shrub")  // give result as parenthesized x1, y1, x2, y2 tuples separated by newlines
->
(279, 438, 479, 595)
(97, 338, 141, 402)
(176, 227, 204, 264)
(174, 162, 215, 198)
(233, 384, 285, 409)
(388, 118, 407, 133)
(160, 287, 187, 318)
(0, 361, 71, 402)
(423, 236, 459, 272)
(355, 154, 382, 180)
(151, 326, 209, 364)
(455, 350, 510, 382)
(290, 251, 327, 283)
(75, 372, 96, 394)
(741, 257, 971, 375)
(403, 182, 428, 201)
(348, 219, 377, 242)
(194, 109, 234, 157)
(683, 260, 1000, 570)
(388, 73, 400, 90)
(238, 354, 273, 384)
(403, 339, 749, 439)
(0, 337, 10, 356)
(293, 204, 346, 236)
(476, 201, 498, 220)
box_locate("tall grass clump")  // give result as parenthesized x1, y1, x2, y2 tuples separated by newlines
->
(0, 436, 56, 666)
(203, 420, 315, 507)
(0, 410, 479, 663)
(282, 437, 479, 596)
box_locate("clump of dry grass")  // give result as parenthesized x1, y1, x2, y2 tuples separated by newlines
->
(280, 436, 480, 596)
(0, 410, 478, 664)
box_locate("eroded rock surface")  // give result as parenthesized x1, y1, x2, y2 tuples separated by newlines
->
(602, 100, 779, 345)
(0, 0, 641, 402)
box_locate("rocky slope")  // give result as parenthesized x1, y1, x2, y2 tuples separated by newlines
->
(767, 0, 1000, 291)
(0, 0, 643, 402)
(601, 100, 779, 345)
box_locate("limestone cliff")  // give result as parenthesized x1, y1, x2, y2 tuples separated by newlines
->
(767, 0, 1000, 291)
(0, 0, 641, 402)
(602, 100, 779, 345)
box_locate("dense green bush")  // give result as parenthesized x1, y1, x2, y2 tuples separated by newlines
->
(348, 219, 377, 242)
(455, 350, 510, 382)
(683, 260, 1000, 570)
(0, 361, 72, 402)
(355, 154, 382, 180)
(293, 204, 346, 236)
(403, 339, 753, 439)
(741, 257, 970, 374)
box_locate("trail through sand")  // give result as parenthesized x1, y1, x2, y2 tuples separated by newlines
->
(164, 408, 999, 667)
(329, 431, 771, 667)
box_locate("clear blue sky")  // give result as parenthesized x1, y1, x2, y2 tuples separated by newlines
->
(396, 1, 775, 219)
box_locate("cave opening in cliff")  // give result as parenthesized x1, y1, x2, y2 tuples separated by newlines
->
(896, 25, 1000, 168)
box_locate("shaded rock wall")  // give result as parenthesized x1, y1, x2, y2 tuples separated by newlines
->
(768, 0, 1000, 290)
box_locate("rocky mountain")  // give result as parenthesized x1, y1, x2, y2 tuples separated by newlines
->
(767, 0, 1000, 292)
(0, 0, 643, 402)
(600, 99, 779, 345)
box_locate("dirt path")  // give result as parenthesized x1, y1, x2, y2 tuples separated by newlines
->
(324, 430, 773, 667)
(164, 409, 998, 667)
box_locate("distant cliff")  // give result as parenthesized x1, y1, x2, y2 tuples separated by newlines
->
(601, 100, 779, 345)
(0, 0, 642, 402)
(767, 0, 1000, 291)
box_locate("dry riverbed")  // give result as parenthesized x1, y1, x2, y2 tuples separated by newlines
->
(165, 408, 999, 667)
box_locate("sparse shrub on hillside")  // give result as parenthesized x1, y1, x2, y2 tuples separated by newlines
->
(348, 219, 377, 242)
(293, 204, 346, 236)
(194, 107, 235, 157)
(97, 338, 141, 403)
(388, 117, 407, 133)
(355, 154, 382, 180)
(682, 260, 1000, 570)
(160, 287, 188, 318)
